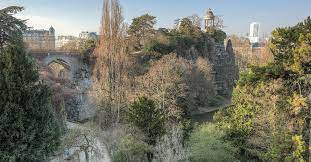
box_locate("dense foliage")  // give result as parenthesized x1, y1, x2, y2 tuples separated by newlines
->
(188, 123, 237, 162)
(128, 14, 157, 49)
(127, 97, 166, 161)
(0, 6, 26, 49)
(128, 14, 156, 38)
(80, 38, 97, 65)
(127, 97, 166, 146)
(112, 134, 150, 162)
(94, 2, 311, 162)
(212, 29, 227, 44)
(143, 31, 212, 58)
(178, 17, 201, 37)
(0, 6, 62, 161)
(215, 17, 311, 161)
(142, 15, 227, 60)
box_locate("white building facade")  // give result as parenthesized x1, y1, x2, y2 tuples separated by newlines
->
(56, 35, 77, 49)
(79, 31, 98, 40)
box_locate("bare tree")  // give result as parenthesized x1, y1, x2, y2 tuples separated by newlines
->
(93, 0, 129, 128)
(214, 15, 224, 30)
(173, 18, 181, 29)
(134, 53, 190, 122)
(187, 14, 202, 28)
(61, 123, 107, 162)
(154, 126, 189, 162)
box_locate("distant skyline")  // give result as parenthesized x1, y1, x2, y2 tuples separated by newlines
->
(1, 0, 310, 37)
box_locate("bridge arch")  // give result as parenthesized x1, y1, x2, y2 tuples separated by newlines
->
(48, 59, 71, 79)
(48, 58, 71, 70)
(42, 54, 79, 79)
(32, 52, 81, 80)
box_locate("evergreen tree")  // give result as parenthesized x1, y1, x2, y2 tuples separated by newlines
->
(0, 6, 62, 161)
(178, 17, 202, 37)
(128, 14, 156, 39)
(128, 14, 156, 49)
(127, 97, 166, 146)
(0, 6, 26, 50)
(127, 97, 166, 162)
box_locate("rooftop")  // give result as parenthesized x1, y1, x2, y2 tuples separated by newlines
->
(204, 8, 215, 20)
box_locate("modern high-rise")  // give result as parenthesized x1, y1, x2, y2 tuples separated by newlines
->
(249, 22, 260, 44)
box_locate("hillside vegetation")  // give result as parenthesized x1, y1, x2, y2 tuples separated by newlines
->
(0, 1, 310, 162)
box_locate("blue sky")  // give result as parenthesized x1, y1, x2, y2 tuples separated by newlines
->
(1, 0, 310, 36)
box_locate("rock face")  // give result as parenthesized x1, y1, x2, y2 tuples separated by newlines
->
(212, 39, 239, 98)
(182, 37, 238, 99)
(33, 52, 96, 122)
(65, 92, 95, 122)
(174, 35, 238, 99)
(129, 34, 239, 113)
(65, 64, 95, 122)
(183, 36, 238, 99)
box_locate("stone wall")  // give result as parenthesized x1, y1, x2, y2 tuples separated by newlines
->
(33, 52, 95, 122)
(211, 39, 239, 98)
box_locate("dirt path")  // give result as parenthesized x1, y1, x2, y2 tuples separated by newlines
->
(192, 99, 232, 115)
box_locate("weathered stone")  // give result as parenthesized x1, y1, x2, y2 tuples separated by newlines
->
(65, 92, 95, 122)
(32, 52, 96, 122)
(211, 39, 239, 98)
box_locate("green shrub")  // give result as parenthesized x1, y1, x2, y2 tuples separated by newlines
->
(144, 35, 197, 55)
(213, 30, 227, 44)
(188, 123, 237, 162)
(112, 135, 150, 162)
(144, 30, 214, 59)
(143, 39, 173, 54)
(168, 35, 195, 50)
(238, 63, 285, 86)
(127, 97, 166, 145)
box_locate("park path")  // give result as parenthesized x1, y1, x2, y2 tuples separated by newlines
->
(192, 99, 232, 115)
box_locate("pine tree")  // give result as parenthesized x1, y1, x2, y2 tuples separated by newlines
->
(0, 6, 26, 50)
(127, 97, 166, 162)
(0, 6, 62, 161)
(127, 97, 166, 146)
(128, 14, 156, 49)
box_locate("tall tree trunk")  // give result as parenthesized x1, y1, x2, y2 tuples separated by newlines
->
(94, 0, 129, 127)
(147, 152, 153, 162)
(85, 149, 89, 162)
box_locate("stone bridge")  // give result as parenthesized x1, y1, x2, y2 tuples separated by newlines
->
(31, 52, 82, 79)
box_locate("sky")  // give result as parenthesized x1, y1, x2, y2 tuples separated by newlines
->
(1, 0, 310, 37)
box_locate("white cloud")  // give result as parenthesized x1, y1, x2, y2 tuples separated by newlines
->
(16, 14, 83, 36)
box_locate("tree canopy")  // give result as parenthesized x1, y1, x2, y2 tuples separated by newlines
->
(178, 17, 201, 37)
(0, 6, 62, 161)
(127, 14, 157, 50)
(188, 123, 237, 162)
(215, 17, 311, 161)
(0, 6, 27, 50)
(128, 14, 156, 38)
(127, 97, 166, 146)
